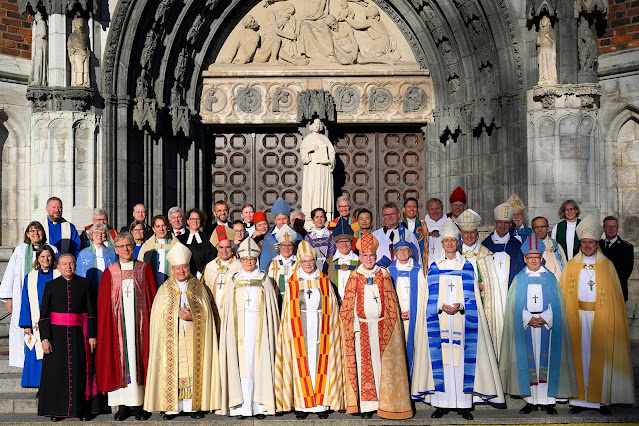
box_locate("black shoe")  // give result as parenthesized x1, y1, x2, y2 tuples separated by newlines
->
(599, 406, 612, 416)
(78, 417, 91, 422)
(135, 407, 152, 421)
(318, 412, 329, 419)
(360, 411, 374, 419)
(458, 408, 473, 420)
(114, 406, 132, 421)
(296, 412, 309, 420)
(519, 403, 537, 414)
(162, 413, 179, 420)
(49, 418, 63, 422)
(570, 406, 586, 414)
(544, 405, 557, 415)
(431, 408, 449, 418)
(255, 414, 266, 419)
(236, 415, 247, 420)
(190, 411, 205, 419)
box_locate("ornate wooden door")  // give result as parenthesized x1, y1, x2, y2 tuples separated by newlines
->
(211, 129, 424, 224)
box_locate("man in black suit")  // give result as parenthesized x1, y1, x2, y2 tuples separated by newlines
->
(600, 215, 634, 301)
(120, 203, 153, 240)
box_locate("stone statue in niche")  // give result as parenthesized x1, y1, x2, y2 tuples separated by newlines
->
(344, 5, 400, 64)
(536, 16, 557, 85)
(254, 3, 309, 65)
(220, 16, 261, 64)
(68, 17, 91, 87)
(29, 10, 48, 86)
(578, 16, 597, 72)
(326, 14, 358, 64)
(300, 118, 336, 226)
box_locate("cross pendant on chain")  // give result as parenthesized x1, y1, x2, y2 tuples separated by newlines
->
(306, 288, 313, 298)
(588, 280, 595, 290)
(448, 282, 455, 292)
(532, 294, 538, 303)
(498, 259, 504, 269)
(373, 294, 379, 304)
(246, 293, 252, 304)
(124, 287, 131, 297)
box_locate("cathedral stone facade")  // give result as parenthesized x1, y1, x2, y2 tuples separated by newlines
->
(0, 0, 637, 297)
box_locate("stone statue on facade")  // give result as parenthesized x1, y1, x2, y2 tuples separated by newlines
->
(221, 16, 261, 64)
(536, 16, 557, 85)
(29, 10, 47, 86)
(68, 17, 91, 87)
(300, 118, 336, 225)
(326, 14, 358, 64)
(254, 3, 308, 65)
(344, 4, 399, 64)
(296, 0, 336, 60)
(578, 16, 597, 72)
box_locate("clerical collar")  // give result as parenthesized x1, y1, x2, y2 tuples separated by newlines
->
(186, 232, 202, 245)
(462, 242, 478, 252)
(157, 238, 166, 244)
(41, 269, 49, 274)
(405, 217, 416, 224)
(437, 252, 463, 264)
(396, 258, 413, 270)
(297, 268, 319, 280)
(238, 267, 261, 278)
(310, 227, 330, 238)
(219, 258, 231, 266)
(334, 251, 357, 261)
(582, 253, 596, 264)
(357, 264, 379, 277)
(525, 267, 543, 277)
(424, 214, 446, 228)
(274, 254, 297, 264)
(492, 230, 510, 244)
(567, 221, 577, 227)
(32, 245, 39, 251)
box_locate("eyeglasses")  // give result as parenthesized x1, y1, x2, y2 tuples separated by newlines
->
(532, 225, 548, 230)
(132, 228, 144, 233)
(187, 217, 201, 221)
(115, 244, 133, 249)
(300, 260, 316, 265)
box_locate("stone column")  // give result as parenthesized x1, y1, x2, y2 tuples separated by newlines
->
(47, 14, 66, 86)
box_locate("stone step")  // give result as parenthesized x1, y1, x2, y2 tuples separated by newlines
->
(0, 358, 22, 374)
(0, 392, 36, 414)
(0, 374, 35, 394)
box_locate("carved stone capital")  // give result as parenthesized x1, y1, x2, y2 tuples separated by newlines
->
(472, 97, 501, 129)
(19, 0, 99, 16)
(170, 105, 191, 137)
(133, 97, 158, 132)
(437, 104, 464, 140)
(297, 90, 336, 124)
(532, 83, 601, 109)
(526, 0, 558, 20)
(576, 0, 608, 18)
(26, 86, 95, 112)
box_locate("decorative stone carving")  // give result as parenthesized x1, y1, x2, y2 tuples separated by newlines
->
(237, 87, 261, 113)
(447, 72, 461, 101)
(438, 105, 464, 140)
(526, 0, 557, 20)
(203, 88, 227, 113)
(369, 87, 392, 111)
(576, 0, 608, 16)
(472, 97, 500, 129)
(154, 0, 172, 28)
(297, 89, 335, 123)
(19, 0, 98, 15)
(254, 3, 308, 66)
(272, 87, 295, 112)
(218, 16, 261, 64)
(140, 31, 158, 70)
(578, 17, 597, 73)
(345, 5, 400, 64)
(536, 16, 557, 85)
(300, 118, 336, 225)
(403, 86, 427, 112)
(29, 10, 48, 86)
(335, 86, 360, 112)
(133, 98, 158, 132)
(68, 18, 91, 87)
(532, 83, 601, 109)
(174, 48, 189, 84)
(169, 83, 190, 136)
(26, 86, 95, 112)
(327, 14, 358, 65)
(186, 14, 204, 45)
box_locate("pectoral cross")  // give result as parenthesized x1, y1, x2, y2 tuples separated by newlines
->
(372, 294, 379, 304)
(532, 294, 538, 303)
(124, 285, 131, 298)
(498, 259, 504, 269)
(448, 281, 455, 292)
(218, 281, 224, 290)
(307, 288, 313, 298)
(404, 284, 411, 297)
(246, 294, 252, 304)
(588, 280, 595, 290)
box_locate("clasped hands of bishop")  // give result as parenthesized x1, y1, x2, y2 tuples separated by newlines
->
(178, 307, 193, 321)
(441, 303, 461, 314)
(527, 316, 547, 328)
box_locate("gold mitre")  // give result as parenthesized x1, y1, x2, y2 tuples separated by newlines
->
(440, 217, 460, 240)
(167, 243, 192, 266)
(297, 240, 317, 260)
(275, 224, 297, 244)
(576, 214, 603, 241)
(237, 237, 261, 259)
(457, 209, 481, 232)
(507, 193, 526, 211)
(494, 202, 514, 221)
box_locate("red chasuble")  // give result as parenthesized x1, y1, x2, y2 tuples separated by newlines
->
(96, 261, 156, 393)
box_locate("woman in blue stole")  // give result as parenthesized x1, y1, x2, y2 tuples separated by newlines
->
(19, 246, 59, 389)
(76, 222, 117, 295)
(304, 208, 336, 270)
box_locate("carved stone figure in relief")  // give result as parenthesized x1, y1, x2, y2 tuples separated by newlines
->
(254, 4, 309, 66)
(221, 16, 261, 64)
(29, 10, 48, 86)
(578, 16, 597, 72)
(68, 18, 91, 87)
(345, 5, 399, 64)
(327, 14, 358, 64)
(300, 118, 336, 225)
(536, 16, 557, 85)
(297, 0, 336, 60)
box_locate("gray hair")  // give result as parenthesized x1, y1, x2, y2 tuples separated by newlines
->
(88, 222, 109, 240)
(167, 206, 184, 216)
(336, 195, 351, 206)
(290, 211, 305, 219)
(92, 208, 107, 219)
(58, 253, 76, 264)
(113, 232, 134, 246)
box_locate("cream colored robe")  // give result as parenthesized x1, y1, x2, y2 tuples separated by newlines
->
(219, 270, 280, 415)
(411, 255, 505, 406)
(202, 256, 242, 329)
(143, 275, 221, 412)
(542, 236, 567, 282)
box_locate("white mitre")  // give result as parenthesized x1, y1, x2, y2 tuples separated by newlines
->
(576, 214, 603, 241)
(297, 240, 317, 260)
(440, 217, 460, 240)
(494, 202, 514, 221)
(237, 237, 261, 259)
(167, 243, 192, 266)
(457, 209, 481, 232)
(275, 224, 297, 244)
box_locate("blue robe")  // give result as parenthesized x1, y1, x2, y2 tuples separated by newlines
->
(513, 224, 533, 241)
(388, 260, 421, 376)
(259, 225, 303, 269)
(47, 218, 81, 258)
(18, 269, 54, 387)
(76, 244, 117, 296)
(481, 230, 525, 286)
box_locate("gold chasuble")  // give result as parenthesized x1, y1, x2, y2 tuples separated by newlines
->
(558, 252, 634, 405)
(340, 267, 413, 420)
(219, 272, 280, 415)
(275, 270, 344, 412)
(143, 275, 221, 412)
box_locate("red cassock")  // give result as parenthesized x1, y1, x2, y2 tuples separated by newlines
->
(95, 261, 156, 393)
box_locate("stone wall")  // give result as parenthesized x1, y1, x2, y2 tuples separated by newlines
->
(599, 0, 639, 54)
(0, 0, 30, 58)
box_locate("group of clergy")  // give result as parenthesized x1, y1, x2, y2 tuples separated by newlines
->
(0, 190, 635, 421)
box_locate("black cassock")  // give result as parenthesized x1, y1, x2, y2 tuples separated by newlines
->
(38, 275, 99, 418)
(178, 232, 217, 276)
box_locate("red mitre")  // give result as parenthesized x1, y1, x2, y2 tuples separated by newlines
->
(253, 211, 267, 224)
(355, 231, 379, 254)
(449, 186, 467, 204)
